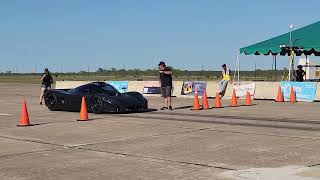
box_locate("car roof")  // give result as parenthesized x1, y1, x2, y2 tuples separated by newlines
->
(90, 81, 108, 85)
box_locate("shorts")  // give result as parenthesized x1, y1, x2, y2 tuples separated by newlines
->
(41, 84, 51, 92)
(161, 86, 172, 98)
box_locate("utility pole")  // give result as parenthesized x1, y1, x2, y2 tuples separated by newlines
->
(87, 65, 90, 77)
(254, 60, 257, 81)
(34, 64, 37, 79)
(123, 64, 126, 77)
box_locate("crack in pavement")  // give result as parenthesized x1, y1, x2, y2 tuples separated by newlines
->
(115, 114, 320, 131)
(64, 127, 211, 148)
(75, 146, 238, 171)
(0, 135, 64, 147)
(208, 129, 320, 141)
(148, 111, 320, 125)
(0, 148, 59, 159)
(0, 128, 210, 159)
(0, 127, 238, 171)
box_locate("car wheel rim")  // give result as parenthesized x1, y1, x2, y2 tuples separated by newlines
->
(92, 98, 102, 112)
(46, 95, 56, 106)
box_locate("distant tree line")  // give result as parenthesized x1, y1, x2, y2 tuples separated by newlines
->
(0, 67, 285, 81)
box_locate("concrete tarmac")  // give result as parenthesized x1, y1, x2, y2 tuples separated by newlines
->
(0, 83, 319, 180)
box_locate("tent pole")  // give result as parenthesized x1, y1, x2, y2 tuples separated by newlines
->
(234, 54, 240, 83)
(275, 55, 277, 81)
(272, 56, 275, 81)
(305, 54, 308, 80)
(238, 54, 240, 82)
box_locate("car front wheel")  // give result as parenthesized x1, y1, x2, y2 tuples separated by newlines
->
(90, 96, 104, 114)
(45, 93, 59, 111)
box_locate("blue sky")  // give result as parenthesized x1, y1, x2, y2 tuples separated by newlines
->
(1, 0, 320, 73)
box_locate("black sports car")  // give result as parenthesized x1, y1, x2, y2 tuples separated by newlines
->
(44, 82, 148, 113)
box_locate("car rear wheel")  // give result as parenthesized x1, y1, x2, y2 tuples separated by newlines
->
(45, 93, 59, 111)
(90, 96, 103, 114)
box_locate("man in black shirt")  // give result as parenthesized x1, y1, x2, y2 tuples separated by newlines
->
(159, 61, 173, 110)
(39, 68, 53, 105)
(294, 65, 305, 82)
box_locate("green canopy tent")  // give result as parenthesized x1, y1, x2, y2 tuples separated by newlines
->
(238, 21, 320, 81)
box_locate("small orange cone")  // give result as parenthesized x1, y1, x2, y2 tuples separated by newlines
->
(17, 100, 30, 127)
(192, 91, 200, 110)
(230, 89, 238, 107)
(290, 86, 296, 103)
(202, 91, 209, 110)
(275, 86, 284, 102)
(78, 96, 89, 121)
(245, 91, 252, 106)
(214, 93, 222, 108)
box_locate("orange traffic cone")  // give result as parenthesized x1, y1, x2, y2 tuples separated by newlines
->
(78, 96, 89, 121)
(17, 100, 30, 127)
(230, 89, 238, 107)
(245, 91, 252, 106)
(214, 93, 222, 108)
(290, 86, 296, 103)
(202, 91, 209, 110)
(275, 86, 284, 102)
(193, 91, 200, 110)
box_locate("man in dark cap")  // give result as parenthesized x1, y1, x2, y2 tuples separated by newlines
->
(39, 68, 53, 105)
(294, 65, 305, 82)
(158, 61, 173, 110)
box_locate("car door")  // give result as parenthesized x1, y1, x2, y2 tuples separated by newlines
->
(70, 84, 93, 111)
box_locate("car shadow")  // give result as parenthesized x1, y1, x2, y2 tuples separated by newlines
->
(108, 108, 158, 114)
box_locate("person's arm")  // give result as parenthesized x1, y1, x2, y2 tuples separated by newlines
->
(163, 67, 172, 75)
(50, 75, 54, 84)
(41, 74, 46, 81)
(159, 72, 162, 86)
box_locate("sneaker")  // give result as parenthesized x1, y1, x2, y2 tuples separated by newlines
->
(40, 102, 43, 105)
(160, 107, 167, 110)
(168, 106, 173, 110)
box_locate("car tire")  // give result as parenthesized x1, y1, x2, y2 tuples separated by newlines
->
(90, 96, 104, 114)
(44, 93, 59, 111)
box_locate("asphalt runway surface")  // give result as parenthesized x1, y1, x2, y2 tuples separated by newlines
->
(0, 83, 320, 180)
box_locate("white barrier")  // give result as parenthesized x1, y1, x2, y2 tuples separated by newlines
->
(55, 81, 320, 101)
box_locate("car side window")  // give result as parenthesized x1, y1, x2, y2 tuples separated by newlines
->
(74, 84, 92, 95)
(99, 84, 118, 96)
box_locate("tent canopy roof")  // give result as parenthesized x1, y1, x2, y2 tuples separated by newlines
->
(240, 21, 320, 56)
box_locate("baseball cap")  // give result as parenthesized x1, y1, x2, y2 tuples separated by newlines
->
(44, 68, 49, 71)
(158, 61, 166, 66)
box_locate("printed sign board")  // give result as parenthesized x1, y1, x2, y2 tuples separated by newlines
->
(143, 81, 161, 94)
(234, 82, 256, 98)
(181, 81, 207, 96)
(280, 81, 317, 102)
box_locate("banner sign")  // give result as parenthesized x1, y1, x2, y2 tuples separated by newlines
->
(143, 81, 161, 94)
(280, 81, 317, 102)
(181, 81, 207, 96)
(107, 81, 128, 93)
(234, 82, 256, 98)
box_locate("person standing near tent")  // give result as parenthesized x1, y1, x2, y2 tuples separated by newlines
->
(294, 65, 305, 82)
(159, 61, 173, 110)
(217, 64, 231, 97)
